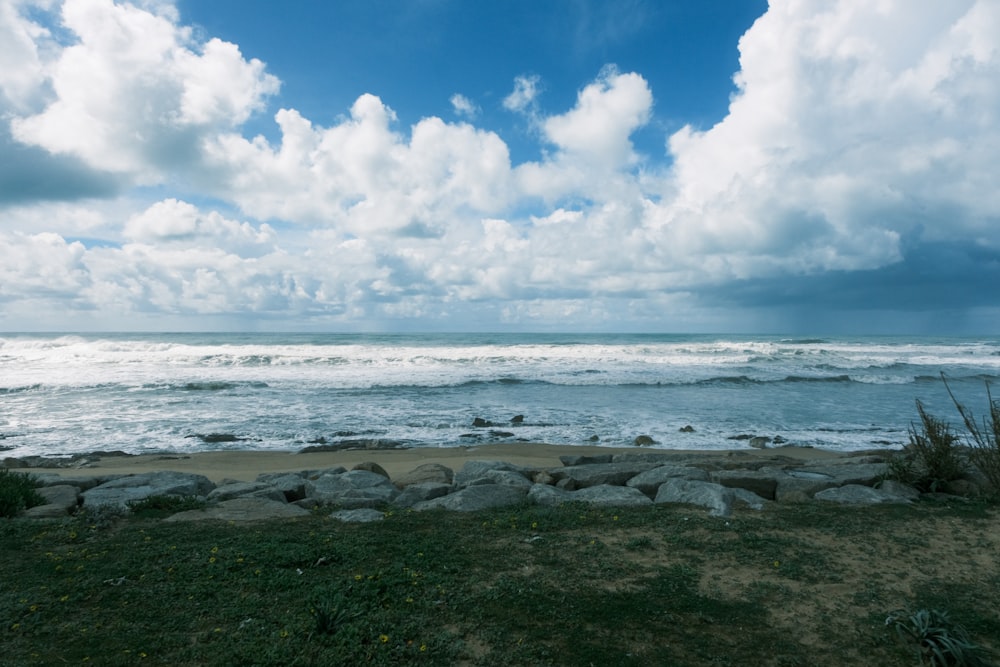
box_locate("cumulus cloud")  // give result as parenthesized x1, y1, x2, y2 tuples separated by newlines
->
(503, 74, 542, 113)
(1, 0, 999, 331)
(8, 0, 279, 181)
(449, 93, 478, 118)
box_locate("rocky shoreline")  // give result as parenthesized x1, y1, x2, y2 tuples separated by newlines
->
(10, 444, 971, 523)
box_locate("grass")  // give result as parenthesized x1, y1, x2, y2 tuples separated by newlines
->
(0, 470, 44, 518)
(2, 499, 999, 666)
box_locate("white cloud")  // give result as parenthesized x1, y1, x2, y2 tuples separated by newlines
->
(9, 0, 279, 180)
(2, 0, 999, 331)
(449, 93, 478, 118)
(503, 74, 541, 113)
(652, 0, 1000, 281)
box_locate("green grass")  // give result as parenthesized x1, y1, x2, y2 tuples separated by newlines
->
(2, 500, 998, 666)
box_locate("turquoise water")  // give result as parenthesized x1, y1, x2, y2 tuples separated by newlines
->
(1, 333, 998, 457)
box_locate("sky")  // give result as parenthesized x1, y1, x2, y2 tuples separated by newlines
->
(1, 0, 999, 334)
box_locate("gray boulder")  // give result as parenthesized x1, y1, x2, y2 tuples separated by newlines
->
(331, 508, 385, 523)
(352, 461, 390, 478)
(22, 485, 81, 518)
(654, 478, 766, 517)
(81, 471, 215, 508)
(392, 483, 453, 508)
(307, 470, 399, 508)
(710, 469, 779, 500)
(527, 484, 575, 506)
(165, 497, 311, 522)
(548, 462, 661, 489)
(573, 484, 653, 507)
(454, 460, 533, 487)
(413, 484, 527, 512)
(814, 484, 913, 505)
(627, 465, 710, 497)
(393, 463, 454, 488)
(207, 481, 287, 503)
(255, 473, 309, 502)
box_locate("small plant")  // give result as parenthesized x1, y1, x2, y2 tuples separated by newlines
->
(887, 608, 989, 666)
(889, 401, 967, 492)
(0, 468, 45, 518)
(944, 377, 1000, 493)
(126, 494, 207, 519)
(76, 502, 131, 530)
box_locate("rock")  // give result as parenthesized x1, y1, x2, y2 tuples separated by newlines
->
(749, 436, 771, 449)
(531, 470, 555, 485)
(550, 461, 662, 489)
(794, 462, 887, 488)
(454, 460, 532, 487)
(81, 472, 215, 509)
(352, 461, 390, 478)
(392, 483, 453, 508)
(165, 497, 311, 522)
(710, 470, 779, 500)
(331, 508, 385, 523)
(307, 470, 400, 508)
(573, 485, 653, 507)
(679, 425, 696, 433)
(255, 473, 309, 502)
(626, 465, 710, 497)
(510, 415, 525, 424)
(413, 484, 527, 512)
(559, 454, 613, 466)
(876, 479, 921, 501)
(633, 435, 657, 446)
(21, 485, 81, 518)
(654, 479, 742, 517)
(393, 463, 454, 488)
(527, 484, 574, 506)
(478, 469, 533, 489)
(207, 481, 287, 503)
(814, 484, 912, 505)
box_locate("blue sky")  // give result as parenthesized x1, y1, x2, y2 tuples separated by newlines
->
(1, 0, 998, 333)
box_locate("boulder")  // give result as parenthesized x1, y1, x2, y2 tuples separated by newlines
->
(81, 472, 215, 508)
(559, 454, 614, 466)
(307, 470, 399, 508)
(478, 469, 533, 489)
(393, 463, 454, 488)
(627, 465, 710, 497)
(814, 484, 913, 505)
(393, 482, 453, 508)
(573, 485, 653, 507)
(454, 460, 532, 487)
(412, 484, 527, 512)
(710, 470, 779, 500)
(21, 485, 81, 518)
(255, 473, 309, 502)
(331, 508, 385, 523)
(207, 481, 287, 503)
(352, 461, 389, 478)
(548, 462, 661, 489)
(527, 484, 574, 506)
(654, 479, 765, 517)
(165, 497, 311, 522)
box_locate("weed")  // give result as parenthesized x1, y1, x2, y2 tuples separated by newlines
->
(889, 401, 967, 492)
(887, 608, 990, 666)
(0, 469, 44, 518)
(944, 377, 1000, 493)
(126, 494, 207, 518)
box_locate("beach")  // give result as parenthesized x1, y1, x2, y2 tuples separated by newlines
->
(13, 442, 844, 483)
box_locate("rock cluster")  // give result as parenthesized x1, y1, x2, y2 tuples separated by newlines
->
(9, 448, 946, 523)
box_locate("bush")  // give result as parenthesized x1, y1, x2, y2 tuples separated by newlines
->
(126, 494, 207, 519)
(944, 378, 1000, 493)
(887, 608, 989, 666)
(889, 401, 967, 492)
(0, 468, 45, 518)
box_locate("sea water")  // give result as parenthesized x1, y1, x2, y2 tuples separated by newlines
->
(1, 333, 998, 459)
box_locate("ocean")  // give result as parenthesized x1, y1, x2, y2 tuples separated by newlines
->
(1, 333, 998, 459)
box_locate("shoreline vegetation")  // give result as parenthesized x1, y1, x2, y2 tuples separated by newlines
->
(3, 390, 1000, 665)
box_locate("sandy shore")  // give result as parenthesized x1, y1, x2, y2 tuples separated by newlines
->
(14, 443, 845, 483)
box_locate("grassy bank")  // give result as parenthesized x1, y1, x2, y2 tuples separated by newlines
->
(2, 498, 998, 666)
